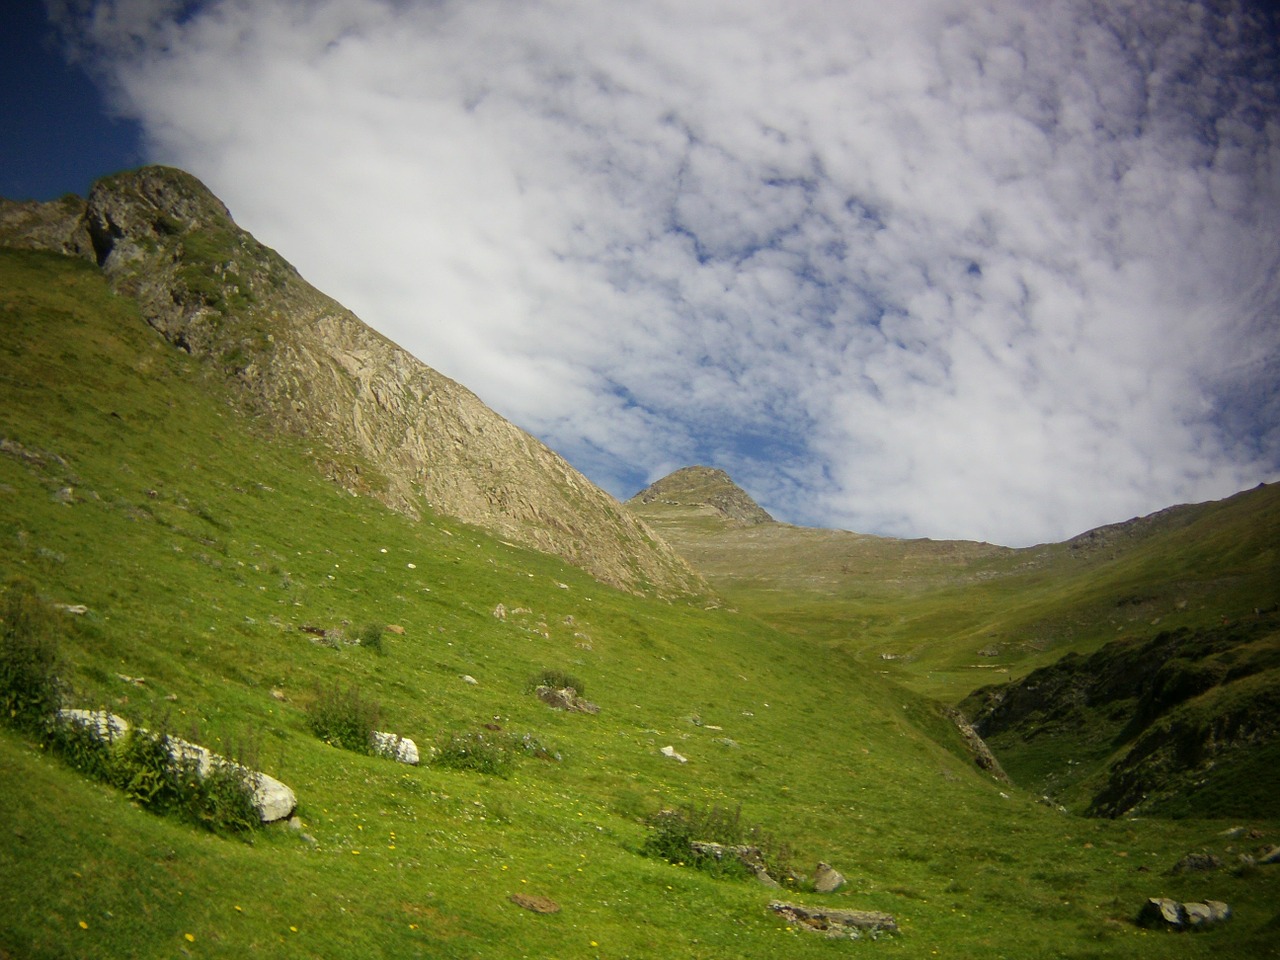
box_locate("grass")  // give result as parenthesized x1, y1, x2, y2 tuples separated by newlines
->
(1, 246, 1278, 958)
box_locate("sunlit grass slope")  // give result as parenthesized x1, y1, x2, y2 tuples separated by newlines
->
(2, 248, 1278, 958)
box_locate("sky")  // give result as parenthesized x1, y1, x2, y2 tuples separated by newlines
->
(6, 0, 1280, 546)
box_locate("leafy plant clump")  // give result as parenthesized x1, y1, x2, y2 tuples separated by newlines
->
(355, 622, 385, 653)
(46, 718, 260, 835)
(307, 682, 381, 753)
(0, 578, 63, 731)
(431, 729, 560, 777)
(641, 803, 794, 882)
(432, 730, 517, 777)
(527, 668, 585, 696)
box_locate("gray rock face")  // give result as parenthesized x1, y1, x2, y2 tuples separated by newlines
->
(3, 167, 704, 597)
(1137, 897, 1231, 930)
(943, 706, 1010, 782)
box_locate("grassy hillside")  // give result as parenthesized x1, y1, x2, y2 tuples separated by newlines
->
(630, 474, 1280, 704)
(2, 247, 1279, 958)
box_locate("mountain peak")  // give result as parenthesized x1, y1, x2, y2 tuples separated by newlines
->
(629, 466, 774, 526)
(1, 166, 705, 597)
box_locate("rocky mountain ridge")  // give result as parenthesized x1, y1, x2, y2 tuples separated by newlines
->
(0, 167, 702, 596)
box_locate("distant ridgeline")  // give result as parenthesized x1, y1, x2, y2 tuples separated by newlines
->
(0, 167, 703, 597)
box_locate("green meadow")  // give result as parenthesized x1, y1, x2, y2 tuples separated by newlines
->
(2, 247, 1277, 958)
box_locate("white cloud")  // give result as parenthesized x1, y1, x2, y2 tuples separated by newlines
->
(51, 0, 1280, 545)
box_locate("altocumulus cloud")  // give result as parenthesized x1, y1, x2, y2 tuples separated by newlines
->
(51, 0, 1280, 544)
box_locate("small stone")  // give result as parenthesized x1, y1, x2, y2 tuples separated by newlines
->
(660, 745, 688, 763)
(462, 675, 478, 685)
(813, 862, 846, 893)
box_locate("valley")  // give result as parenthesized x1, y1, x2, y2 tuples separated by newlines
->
(1, 171, 1277, 959)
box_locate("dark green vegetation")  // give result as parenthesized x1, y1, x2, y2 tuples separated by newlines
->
(961, 614, 1280, 819)
(1, 240, 1278, 960)
(306, 682, 382, 754)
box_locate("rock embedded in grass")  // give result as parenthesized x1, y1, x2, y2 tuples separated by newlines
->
(813, 861, 846, 893)
(768, 901, 898, 938)
(371, 731, 420, 764)
(1137, 897, 1231, 930)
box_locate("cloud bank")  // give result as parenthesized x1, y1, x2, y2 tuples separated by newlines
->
(51, 0, 1280, 544)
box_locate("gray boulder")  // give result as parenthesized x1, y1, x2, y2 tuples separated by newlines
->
(813, 862, 846, 893)
(372, 731, 420, 765)
(1137, 897, 1231, 930)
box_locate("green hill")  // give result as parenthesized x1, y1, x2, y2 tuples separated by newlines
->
(1, 185, 1278, 958)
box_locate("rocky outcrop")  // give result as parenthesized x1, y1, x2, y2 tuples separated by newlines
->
(1, 168, 704, 597)
(943, 706, 1010, 782)
(768, 901, 898, 939)
(534, 685, 599, 714)
(961, 612, 1280, 817)
(0, 195, 94, 257)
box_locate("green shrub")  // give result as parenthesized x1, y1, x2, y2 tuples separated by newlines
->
(111, 727, 195, 812)
(430, 728, 562, 777)
(45, 714, 116, 780)
(47, 716, 260, 835)
(0, 578, 63, 731)
(355, 622, 385, 653)
(192, 758, 261, 835)
(527, 668, 585, 696)
(432, 730, 516, 777)
(307, 682, 380, 753)
(641, 803, 794, 882)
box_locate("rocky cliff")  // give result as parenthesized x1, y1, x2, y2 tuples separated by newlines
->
(0, 167, 703, 596)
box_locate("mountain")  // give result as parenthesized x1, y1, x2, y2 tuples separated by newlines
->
(0, 167, 702, 598)
(3, 173, 1279, 958)
(628, 465, 774, 526)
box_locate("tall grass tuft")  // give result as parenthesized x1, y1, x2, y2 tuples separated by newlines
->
(307, 682, 381, 753)
(0, 578, 63, 731)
